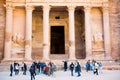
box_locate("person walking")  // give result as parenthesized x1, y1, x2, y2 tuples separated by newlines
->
(10, 63, 13, 76)
(69, 62, 74, 76)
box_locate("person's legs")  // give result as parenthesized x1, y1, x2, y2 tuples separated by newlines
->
(99, 67, 103, 73)
(96, 69, 98, 75)
(15, 70, 17, 75)
(10, 71, 12, 76)
(25, 70, 26, 75)
(77, 71, 81, 77)
(93, 69, 96, 74)
(30, 74, 33, 80)
(23, 70, 25, 75)
(64, 67, 66, 71)
(71, 69, 74, 76)
(33, 74, 35, 79)
(50, 69, 53, 76)
(23, 70, 26, 75)
(86, 67, 88, 72)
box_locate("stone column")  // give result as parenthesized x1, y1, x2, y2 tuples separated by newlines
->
(4, 5, 14, 60)
(84, 6, 92, 59)
(68, 6, 76, 60)
(42, 5, 50, 61)
(103, 6, 111, 59)
(25, 6, 34, 60)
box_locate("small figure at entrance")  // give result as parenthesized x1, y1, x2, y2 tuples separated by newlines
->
(62, 60, 68, 72)
(10, 63, 13, 77)
(69, 62, 74, 76)
(75, 61, 81, 77)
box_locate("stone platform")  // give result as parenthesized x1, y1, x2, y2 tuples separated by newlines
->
(0, 59, 120, 72)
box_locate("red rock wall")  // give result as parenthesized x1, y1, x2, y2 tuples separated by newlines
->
(110, 0, 120, 60)
(0, 0, 5, 61)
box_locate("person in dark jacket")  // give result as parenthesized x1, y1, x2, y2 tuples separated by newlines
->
(23, 62, 27, 75)
(63, 60, 67, 71)
(29, 65, 35, 80)
(10, 64, 13, 76)
(86, 60, 90, 72)
(76, 62, 81, 77)
(69, 62, 74, 76)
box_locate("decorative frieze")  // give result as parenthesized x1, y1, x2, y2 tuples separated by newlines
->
(25, 5, 34, 11)
(17, 0, 109, 3)
(84, 6, 91, 12)
(6, 0, 109, 7)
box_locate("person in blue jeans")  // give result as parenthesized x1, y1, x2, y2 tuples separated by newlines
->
(69, 62, 74, 76)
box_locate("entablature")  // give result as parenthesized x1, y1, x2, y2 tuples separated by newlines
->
(5, 0, 109, 7)
(6, 0, 109, 3)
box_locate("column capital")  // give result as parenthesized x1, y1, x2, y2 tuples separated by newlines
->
(4, 5, 14, 10)
(102, 6, 109, 12)
(42, 5, 51, 10)
(67, 5, 76, 11)
(25, 5, 34, 11)
(84, 6, 91, 12)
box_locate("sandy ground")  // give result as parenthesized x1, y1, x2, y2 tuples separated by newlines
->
(0, 70, 120, 80)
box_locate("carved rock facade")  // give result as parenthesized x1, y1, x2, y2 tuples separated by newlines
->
(0, 0, 120, 62)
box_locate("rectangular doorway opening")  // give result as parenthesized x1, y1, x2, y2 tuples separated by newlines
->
(50, 26, 65, 54)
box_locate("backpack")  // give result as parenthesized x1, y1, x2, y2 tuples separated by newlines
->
(95, 63, 99, 69)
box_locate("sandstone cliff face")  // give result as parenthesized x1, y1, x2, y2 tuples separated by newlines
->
(0, 0, 120, 61)
(118, 0, 120, 60)
(0, 0, 5, 61)
(110, 0, 120, 60)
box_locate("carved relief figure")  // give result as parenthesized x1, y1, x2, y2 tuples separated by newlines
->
(12, 33, 25, 47)
(93, 32, 103, 49)
(94, 32, 103, 41)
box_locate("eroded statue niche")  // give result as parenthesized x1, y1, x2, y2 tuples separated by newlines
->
(12, 33, 24, 47)
(12, 33, 25, 54)
(92, 32, 103, 49)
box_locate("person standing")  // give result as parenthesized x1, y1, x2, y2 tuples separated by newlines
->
(10, 63, 13, 76)
(13, 61, 17, 75)
(48, 61, 54, 76)
(94, 62, 99, 75)
(76, 62, 81, 77)
(98, 62, 103, 74)
(14, 63, 19, 75)
(29, 65, 35, 80)
(63, 60, 67, 72)
(23, 62, 27, 75)
(69, 62, 74, 76)
(74, 60, 78, 73)
(85, 60, 90, 72)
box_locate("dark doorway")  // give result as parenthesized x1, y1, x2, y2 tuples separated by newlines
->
(50, 26, 65, 54)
